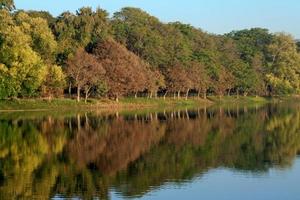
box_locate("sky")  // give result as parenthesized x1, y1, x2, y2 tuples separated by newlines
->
(14, 0, 300, 38)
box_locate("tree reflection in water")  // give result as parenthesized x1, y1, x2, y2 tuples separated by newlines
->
(0, 103, 300, 199)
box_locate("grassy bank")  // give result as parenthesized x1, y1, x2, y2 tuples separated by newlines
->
(0, 95, 296, 112)
(0, 97, 212, 111)
(208, 96, 270, 104)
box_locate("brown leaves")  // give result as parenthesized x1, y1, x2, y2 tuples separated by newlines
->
(66, 48, 105, 89)
(93, 39, 153, 98)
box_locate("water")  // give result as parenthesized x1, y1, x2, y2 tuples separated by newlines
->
(0, 102, 300, 200)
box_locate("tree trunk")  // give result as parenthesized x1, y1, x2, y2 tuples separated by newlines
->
(134, 92, 138, 99)
(204, 91, 207, 99)
(77, 86, 81, 102)
(236, 90, 239, 99)
(149, 91, 153, 99)
(84, 88, 90, 104)
(85, 92, 88, 103)
(69, 82, 72, 97)
(177, 91, 180, 99)
(163, 91, 168, 100)
(47, 95, 52, 102)
(173, 92, 176, 99)
(227, 89, 231, 96)
(116, 95, 119, 102)
(197, 91, 201, 99)
(185, 89, 189, 100)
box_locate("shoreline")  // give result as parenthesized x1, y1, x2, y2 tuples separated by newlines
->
(0, 96, 284, 112)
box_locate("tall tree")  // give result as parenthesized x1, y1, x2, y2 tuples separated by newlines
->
(41, 65, 66, 100)
(0, 10, 46, 98)
(187, 61, 210, 99)
(53, 7, 111, 65)
(66, 48, 105, 102)
(112, 7, 167, 67)
(14, 11, 58, 63)
(213, 67, 235, 98)
(146, 69, 165, 98)
(266, 33, 300, 95)
(93, 39, 150, 101)
(165, 64, 192, 99)
(227, 28, 273, 63)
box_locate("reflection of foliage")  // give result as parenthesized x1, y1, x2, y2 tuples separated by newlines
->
(0, 118, 67, 199)
(264, 109, 300, 166)
(0, 104, 300, 199)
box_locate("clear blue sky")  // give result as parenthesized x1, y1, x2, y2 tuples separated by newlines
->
(15, 0, 300, 38)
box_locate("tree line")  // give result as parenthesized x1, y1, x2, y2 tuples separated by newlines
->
(1, 0, 300, 102)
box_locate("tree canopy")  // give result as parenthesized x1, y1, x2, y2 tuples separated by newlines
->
(0, 5, 300, 100)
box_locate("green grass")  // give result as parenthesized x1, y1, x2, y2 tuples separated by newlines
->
(207, 95, 270, 104)
(0, 97, 212, 111)
(0, 95, 297, 112)
(0, 98, 97, 111)
(120, 97, 212, 107)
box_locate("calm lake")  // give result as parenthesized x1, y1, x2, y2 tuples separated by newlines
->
(0, 102, 300, 200)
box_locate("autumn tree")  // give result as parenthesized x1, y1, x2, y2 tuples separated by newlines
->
(93, 39, 150, 101)
(165, 64, 192, 99)
(146, 69, 165, 98)
(187, 61, 210, 99)
(1, 5, 300, 100)
(213, 67, 235, 98)
(66, 48, 105, 102)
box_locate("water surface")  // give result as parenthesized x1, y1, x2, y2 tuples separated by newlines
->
(0, 103, 300, 200)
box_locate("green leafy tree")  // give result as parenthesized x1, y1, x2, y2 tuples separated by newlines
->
(53, 7, 111, 65)
(227, 28, 273, 63)
(266, 33, 300, 95)
(14, 11, 58, 63)
(41, 65, 66, 99)
(112, 7, 167, 67)
(0, 10, 46, 98)
(26, 10, 56, 26)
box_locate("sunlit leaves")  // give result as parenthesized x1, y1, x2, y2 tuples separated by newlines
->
(0, 10, 46, 98)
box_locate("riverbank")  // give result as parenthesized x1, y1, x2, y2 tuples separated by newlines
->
(0, 96, 296, 112)
(0, 97, 211, 111)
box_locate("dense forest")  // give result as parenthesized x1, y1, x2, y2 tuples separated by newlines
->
(1, 0, 300, 101)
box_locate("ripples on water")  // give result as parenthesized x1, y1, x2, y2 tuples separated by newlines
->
(0, 103, 300, 200)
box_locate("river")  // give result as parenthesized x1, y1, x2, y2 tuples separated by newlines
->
(0, 102, 299, 200)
